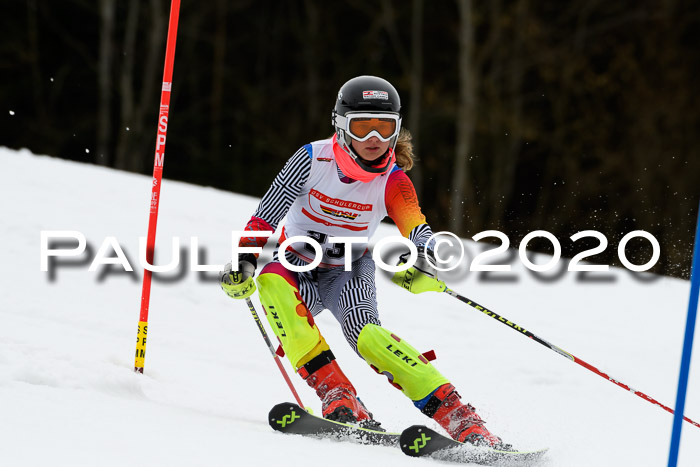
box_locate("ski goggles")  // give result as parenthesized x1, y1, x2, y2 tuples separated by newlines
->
(335, 112, 401, 142)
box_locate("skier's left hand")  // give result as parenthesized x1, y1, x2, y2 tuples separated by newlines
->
(391, 249, 447, 294)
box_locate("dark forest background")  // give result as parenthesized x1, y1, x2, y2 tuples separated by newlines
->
(2, 0, 699, 278)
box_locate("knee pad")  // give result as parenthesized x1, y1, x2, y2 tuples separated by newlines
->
(256, 272, 324, 369)
(356, 324, 449, 401)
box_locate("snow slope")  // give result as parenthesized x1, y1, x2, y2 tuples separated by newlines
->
(1, 147, 698, 466)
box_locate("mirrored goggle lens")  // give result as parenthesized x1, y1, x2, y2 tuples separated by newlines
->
(348, 118, 397, 140)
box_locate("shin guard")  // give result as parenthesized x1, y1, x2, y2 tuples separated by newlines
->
(356, 324, 449, 401)
(257, 272, 323, 369)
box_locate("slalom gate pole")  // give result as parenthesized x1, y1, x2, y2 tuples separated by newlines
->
(668, 201, 700, 467)
(245, 298, 306, 409)
(134, 0, 181, 373)
(443, 287, 700, 430)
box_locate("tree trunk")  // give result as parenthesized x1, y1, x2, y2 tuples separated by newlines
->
(408, 0, 424, 197)
(210, 0, 228, 164)
(133, 0, 166, 173)
(97, 0, 115, 166)
(450, 0, 479, 234)
(490, 0, 525, 227)
(114, 0, 140, 171)
(114, 0, 165, 173)
(303, 0, 320, 127)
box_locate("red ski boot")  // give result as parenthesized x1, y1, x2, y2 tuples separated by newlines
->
(426, 383, 510, 449)
(299, 351, 382, 430)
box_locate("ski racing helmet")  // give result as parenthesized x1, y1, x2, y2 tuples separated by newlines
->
(332, 76, 402, 181)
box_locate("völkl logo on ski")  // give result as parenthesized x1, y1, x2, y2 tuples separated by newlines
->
(276, 410, 300, 428)
(409, 432, 431, 453)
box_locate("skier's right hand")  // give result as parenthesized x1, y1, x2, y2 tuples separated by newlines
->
(220, 254, 257, 299)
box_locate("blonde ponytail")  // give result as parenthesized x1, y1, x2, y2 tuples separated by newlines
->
(394, 128, 415, 171)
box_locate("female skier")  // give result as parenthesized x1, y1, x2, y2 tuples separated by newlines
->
(221, 75, 507, 448)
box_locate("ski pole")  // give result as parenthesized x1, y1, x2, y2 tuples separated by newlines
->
(443, 287, 700, 430)
(245, 297, 306, 409)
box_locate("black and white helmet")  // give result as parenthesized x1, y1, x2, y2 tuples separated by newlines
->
(332, 76, 402, 174)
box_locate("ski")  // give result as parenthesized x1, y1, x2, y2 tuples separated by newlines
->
(400, 425, 548, 465)
(269, 402, 399, 446)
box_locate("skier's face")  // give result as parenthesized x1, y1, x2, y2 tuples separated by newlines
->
(350, 136, 390, 162)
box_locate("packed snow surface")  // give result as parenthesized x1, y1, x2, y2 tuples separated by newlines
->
(1, 147, 698, 466)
